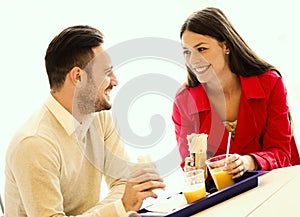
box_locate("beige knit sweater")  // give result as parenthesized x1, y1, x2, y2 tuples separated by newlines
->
(5, 95, 131, 216)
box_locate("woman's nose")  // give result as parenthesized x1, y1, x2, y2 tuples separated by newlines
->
(189, 51, 205, 67)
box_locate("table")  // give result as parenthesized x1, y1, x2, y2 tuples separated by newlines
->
(191, 165, 300, 216)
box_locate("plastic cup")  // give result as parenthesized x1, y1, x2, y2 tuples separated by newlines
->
(206, 154, 235, 190)
(183, 169, 206, 203)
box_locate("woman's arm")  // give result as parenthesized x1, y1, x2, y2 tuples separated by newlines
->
(251, 75, 292, 170)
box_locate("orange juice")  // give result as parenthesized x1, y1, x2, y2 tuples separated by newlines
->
(211, 168, 234, 190)
(183, 184, 206, 203)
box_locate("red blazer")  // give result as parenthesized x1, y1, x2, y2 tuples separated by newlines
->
(173, 70, 300, 170)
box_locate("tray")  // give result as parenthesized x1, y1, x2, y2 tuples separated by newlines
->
(139, 170, 267, 217)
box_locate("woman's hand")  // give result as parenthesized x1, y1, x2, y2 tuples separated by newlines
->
(184, 156, 196, 172)
(223, 154, 258, 178)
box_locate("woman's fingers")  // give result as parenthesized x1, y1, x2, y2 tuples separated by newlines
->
(224, 154, 246, 178)
(184, 157, 195, 171)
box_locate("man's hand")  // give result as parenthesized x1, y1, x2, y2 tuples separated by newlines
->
(122, 166, 165, 212)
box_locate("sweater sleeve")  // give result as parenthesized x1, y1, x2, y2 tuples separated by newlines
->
(94, 111, 131, 209)
(6, 136, 65, 217)
(84, 199, 128, 217)
(6, 135, 130, 217)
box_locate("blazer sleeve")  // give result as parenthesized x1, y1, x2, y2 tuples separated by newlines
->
(172, 93, 195, 169)
(250, 76, 293, 170)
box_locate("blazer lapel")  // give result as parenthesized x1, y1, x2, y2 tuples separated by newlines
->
(233, 75, 266, 153)
(189, 85, 228, 155)
(232, 95, 258, 153)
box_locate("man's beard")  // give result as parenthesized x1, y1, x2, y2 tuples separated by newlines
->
(94, 95, 112, 112)
(75, 84, 111, 115)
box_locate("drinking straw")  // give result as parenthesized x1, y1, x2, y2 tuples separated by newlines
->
(226, 131, 231, 158)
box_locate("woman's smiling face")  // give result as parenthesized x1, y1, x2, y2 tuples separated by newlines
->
(181, 30, 230, 83)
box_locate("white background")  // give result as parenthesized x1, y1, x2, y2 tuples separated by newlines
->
(1, 0, 300, 202)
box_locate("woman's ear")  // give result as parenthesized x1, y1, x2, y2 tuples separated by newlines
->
(223, 41, 230, 55)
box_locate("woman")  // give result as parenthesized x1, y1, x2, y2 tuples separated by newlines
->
(172, 7, 300, 179)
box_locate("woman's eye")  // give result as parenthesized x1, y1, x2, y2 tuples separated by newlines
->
(197, 47, 206, 52)
(183, 50, 191, 55)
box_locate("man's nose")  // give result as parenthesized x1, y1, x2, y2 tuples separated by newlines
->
(109, 71, 118, 86)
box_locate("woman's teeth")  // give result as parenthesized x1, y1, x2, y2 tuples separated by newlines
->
(194, 65, 209, 73)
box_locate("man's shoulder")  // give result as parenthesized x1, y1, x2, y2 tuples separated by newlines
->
(8, 105, 60, 151)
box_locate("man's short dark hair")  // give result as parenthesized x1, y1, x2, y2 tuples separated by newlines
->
(45, 25, 104, 90)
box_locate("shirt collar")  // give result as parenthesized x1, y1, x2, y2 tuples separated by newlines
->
(45, 94, 78, 135)
(45, 94, 96, 136)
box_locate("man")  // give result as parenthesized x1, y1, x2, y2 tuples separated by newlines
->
(5, 25, 165, 216)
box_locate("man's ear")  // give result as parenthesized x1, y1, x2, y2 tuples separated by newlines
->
(68, 66, 82, 85)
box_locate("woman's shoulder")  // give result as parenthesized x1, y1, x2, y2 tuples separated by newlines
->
(257, 70, 283, 87)
(251, 70, 286, 97)
(259, 70, 281, 79)
(175, 85, 189, 96)
(175, 84, 204, 97)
